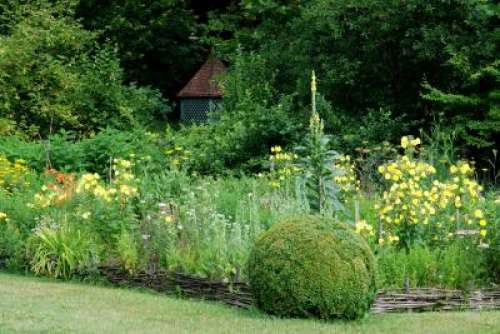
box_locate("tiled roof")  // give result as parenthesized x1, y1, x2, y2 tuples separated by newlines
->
(177, 56, 226, 98)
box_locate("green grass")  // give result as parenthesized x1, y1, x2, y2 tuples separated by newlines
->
(0, 273, 499, 334)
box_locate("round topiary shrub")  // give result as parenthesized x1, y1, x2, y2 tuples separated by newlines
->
(248, 215, 376, 320)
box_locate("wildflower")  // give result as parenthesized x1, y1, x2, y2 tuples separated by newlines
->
(0, 212, 6, 220)
(271, 146, 282, 153)
(270, 181, 280, 189)
(473, 209, 483, 219)
(388, 235, 400, 243)
(164, 215, 175, 223)
(479, 219, 487, 227)
(480, 230, 487, 238)
(119, 185, 137, 197)
(355, 220, 374, 235)
(81, 212, 91, 220)
(401, 136, 409, 149)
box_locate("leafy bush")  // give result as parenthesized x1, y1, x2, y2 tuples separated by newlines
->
(0, 129, 169, 176)
(213, 0, 498, 159)
(0, 6, 167, 136)
(167, 51, 302, 174)
(0, 214, 24, 269)
(248, 216, 376, 320)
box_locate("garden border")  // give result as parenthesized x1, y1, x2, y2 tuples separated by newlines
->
(100, 266, 500, 314)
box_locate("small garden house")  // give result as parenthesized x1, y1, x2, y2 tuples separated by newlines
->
(177, 56, 226, 123)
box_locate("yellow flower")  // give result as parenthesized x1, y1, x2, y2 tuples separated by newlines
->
(164, 215, 175, 223)
(479, 219, 487, 227)
(0, 212, 7, 220)
(411, 138, 421, 146)
(401, 136, 409, 149)
(271, 146, 282, 153)
(474, 209, 483, 219)
(480, 229, 487, 237)
(270, 181, 280, 189)
(81, 212, 91, 220)
(119, 185, 137, 197)
(388, 235, 400, 243)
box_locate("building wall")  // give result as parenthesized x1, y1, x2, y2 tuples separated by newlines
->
(180, 98, 220, 123)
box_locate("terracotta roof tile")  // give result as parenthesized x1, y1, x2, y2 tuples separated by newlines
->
(177, 57, 226, 98)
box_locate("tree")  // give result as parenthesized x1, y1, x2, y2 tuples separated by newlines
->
(75, 0, 205, 99)
(0, 6, 166, 136)
(209, 0, 499, 154)
(422, 3, 500, 151)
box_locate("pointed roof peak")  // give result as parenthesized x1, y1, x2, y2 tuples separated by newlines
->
(177, 56, 226, 98)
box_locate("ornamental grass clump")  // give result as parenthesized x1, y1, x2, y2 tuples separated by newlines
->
(248, 216, 376, 320)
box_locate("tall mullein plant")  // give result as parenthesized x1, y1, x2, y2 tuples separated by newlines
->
(295, 72, 344, 215)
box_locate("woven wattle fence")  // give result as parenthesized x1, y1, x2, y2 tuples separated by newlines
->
(100, 267, 500, 314)
(371, 288, 500, 313)
(101, 266, 253, 308)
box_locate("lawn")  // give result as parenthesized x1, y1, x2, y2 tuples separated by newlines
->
(0, 273, 499, 334)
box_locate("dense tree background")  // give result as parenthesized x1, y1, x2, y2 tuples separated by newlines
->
(0, 0, 498, 168)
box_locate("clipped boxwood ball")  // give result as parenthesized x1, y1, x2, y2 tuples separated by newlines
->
(248, 216, 376, 320)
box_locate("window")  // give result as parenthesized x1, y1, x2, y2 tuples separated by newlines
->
(180, 99, 220, 123)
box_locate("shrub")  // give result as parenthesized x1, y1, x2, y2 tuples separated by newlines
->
(0, 215, 24, 269)
(248, 216, 376, 320)
(0, 128, 169, 176)
(0, 7, 167, 136)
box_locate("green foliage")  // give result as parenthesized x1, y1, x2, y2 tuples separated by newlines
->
(211, 0, 499, 157)
(0, 129, 169, 176)
(295, 111, 343, 214)
(248, 216, 376, 320)
(484, 192, 500, 283)
(0, 6, 167, 136)
(377, 243, 487, 289)
(423, 59, 500, 150)
(75, 0, 204, 99)
(168, 52, 302, 173)
(27, 224, 98, 279)
(0, 219, 24, 269)
(136, 172, 305, 280)
(116, 230, 139, 274)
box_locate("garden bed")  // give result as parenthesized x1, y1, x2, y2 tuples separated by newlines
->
(100, 266, 500, 314)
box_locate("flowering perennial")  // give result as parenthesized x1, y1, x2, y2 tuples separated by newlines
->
(377, 137, 488, 247)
